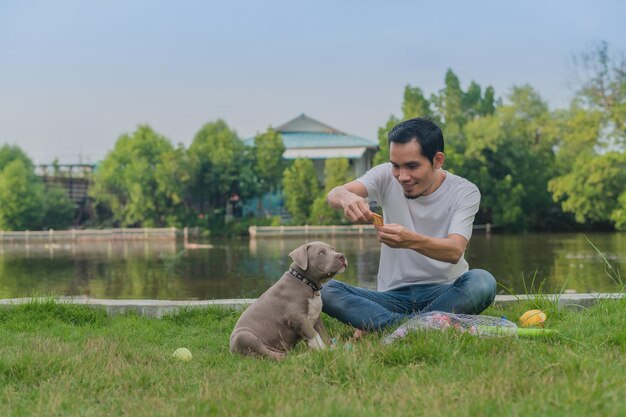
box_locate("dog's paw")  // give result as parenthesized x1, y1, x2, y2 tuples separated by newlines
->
(307, 333, 326, 350)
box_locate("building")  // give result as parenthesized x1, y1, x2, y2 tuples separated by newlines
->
(243, 114, 379, 218)
(246, 113, 379, 182)
(36, 163, 96, 223)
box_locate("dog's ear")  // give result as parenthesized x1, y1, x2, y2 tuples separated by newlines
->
(289, 244, 309, 270)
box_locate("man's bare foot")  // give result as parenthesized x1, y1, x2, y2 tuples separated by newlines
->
(351, 328, 368, 341)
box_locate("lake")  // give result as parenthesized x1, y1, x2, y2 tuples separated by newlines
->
(0, 232, 624, 300)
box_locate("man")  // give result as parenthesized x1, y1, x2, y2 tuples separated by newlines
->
(321, 117, 496, 334)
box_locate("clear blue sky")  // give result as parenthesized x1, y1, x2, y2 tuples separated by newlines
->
(1, 0, 625, 164)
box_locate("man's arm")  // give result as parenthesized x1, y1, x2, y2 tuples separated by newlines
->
(375, 224, 468, 264)
(329, 180, 469, 263)
(327, 181, 373, 224)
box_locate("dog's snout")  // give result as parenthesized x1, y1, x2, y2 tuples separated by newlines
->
(337, 254, 346, 263)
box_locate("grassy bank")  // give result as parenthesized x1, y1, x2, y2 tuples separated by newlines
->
(1, 298, 625, 417)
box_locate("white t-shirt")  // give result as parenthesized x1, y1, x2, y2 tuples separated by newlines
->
(357, 163, 480, 291)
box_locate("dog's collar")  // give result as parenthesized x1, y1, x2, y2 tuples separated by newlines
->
(288, 267, 322, 292)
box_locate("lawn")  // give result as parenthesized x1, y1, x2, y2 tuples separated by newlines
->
(0, 297, 624, 417)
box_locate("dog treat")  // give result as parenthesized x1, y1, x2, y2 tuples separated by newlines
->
(372, 213, 384, 226)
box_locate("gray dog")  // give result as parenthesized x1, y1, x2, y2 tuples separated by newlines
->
(229, 241, 347, 360)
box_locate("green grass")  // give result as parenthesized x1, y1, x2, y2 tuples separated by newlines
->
(1, 298, 625, 417)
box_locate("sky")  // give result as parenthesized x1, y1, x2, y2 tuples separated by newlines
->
(1, 0, 625, 165)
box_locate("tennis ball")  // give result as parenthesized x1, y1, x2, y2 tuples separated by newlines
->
(173, 347, 192, 361)
(519, 309, 547, 327)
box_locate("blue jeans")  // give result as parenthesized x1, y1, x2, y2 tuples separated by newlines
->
(321, 269, 497, 331)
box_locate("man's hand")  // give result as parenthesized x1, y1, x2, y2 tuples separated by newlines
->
(327, 182, 372, 224)
(375, 224, 417, 249)
(376, 224, 468, 264)
(342, 194, 373, 224)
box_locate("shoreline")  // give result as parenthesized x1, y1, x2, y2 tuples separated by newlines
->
(0, 224, 497, 242)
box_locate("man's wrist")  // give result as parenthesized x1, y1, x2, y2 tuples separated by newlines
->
(409, 232, 427, 251)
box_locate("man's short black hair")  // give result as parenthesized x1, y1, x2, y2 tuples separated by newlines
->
(387, 117, 444, 162)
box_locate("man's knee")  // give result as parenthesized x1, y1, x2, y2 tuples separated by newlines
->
(321, 279, 343, 296)
(320, 279, 344, 307)
(467, 269, 497, 304)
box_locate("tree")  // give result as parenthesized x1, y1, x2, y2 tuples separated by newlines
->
(549, 152, 626, 228)
(0, 145, 33, 172)
(187, 120, 252, 222)
(41, 187, 75, 230)
(462, 81, 482, 120)
(433, 69, 465, 130)
(551, 106, 604, 174)
(547, 42, 626, 229)
(458, 86, 559, 231)
(253, 128, 286, 194)
(309, 158, 354, 225)
(373, 115, 399, 165)
(0, 159, 45, 230)
(402, 85, 433, 120)
(90, 125, 186, 227)
(0, 145, 75, 230)
(154, 145, 192, 226)
(572, 41, 626, 147)
(480, 86, 496, 116)
(282, 159, 320, 225)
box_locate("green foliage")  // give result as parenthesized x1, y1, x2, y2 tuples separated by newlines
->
(253, 128, 286, 194)
(481, 86, 496, 115)
(402, 85, 433, 120)
(373, 116, 399, 165)
(0, 159, 45, 230)
(545, 43, 626, 230)
(491, 175, 525, 230)
(41, 186, 75, 230)
(436, 69, 466, 129)
(549, 152, 626, 226)
(156, 145, 192, 224)
(448, 85, 559, 230)
(551, 106, 604, 174)
(309, 158, 354, 225)
(187, 120, 256, 223)
(612, 191, 626, 230)
(0, 146, 75, 230)
(282, 159, 321, 225)
(574, 41, 626, 146)
(0, 145, 34, 172)
(462, 81, 483, 119)
(0, 121, 276, 232)
(90, 125, 189, 227)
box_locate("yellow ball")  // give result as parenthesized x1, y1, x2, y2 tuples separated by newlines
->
(173, 347, 192, 361)
(519, 309, 547, 327)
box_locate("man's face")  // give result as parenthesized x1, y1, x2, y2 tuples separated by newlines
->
(389, 140, 442, 199)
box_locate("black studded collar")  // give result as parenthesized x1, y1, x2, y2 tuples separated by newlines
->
(288, 267, 322, 292)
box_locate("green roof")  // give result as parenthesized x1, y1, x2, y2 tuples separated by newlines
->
(275, 113, 346, 134)
(245, 114, 377, 149)
(281, 132, 376, 148)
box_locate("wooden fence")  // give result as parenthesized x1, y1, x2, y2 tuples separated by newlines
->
(249, 225, 378, 238)
(0, 227, 178, 242)
(249, 223, 496, 238)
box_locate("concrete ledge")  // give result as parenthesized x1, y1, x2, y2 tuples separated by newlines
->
(0, 293, 623, 318)
(492, 293, 624, 308)
(0, 297, 257, 318)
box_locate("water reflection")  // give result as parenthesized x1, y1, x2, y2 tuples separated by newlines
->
(0, 233, 623, 300)
(467, 233, 625, 293)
